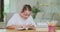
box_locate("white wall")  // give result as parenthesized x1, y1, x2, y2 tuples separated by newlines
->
(10, 0, 17, 13)
(10, 0, 37, 13)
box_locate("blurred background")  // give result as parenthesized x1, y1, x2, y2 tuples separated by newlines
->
(0, 0, 60, 32)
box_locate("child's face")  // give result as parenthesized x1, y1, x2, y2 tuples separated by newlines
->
(21, 9, 31, 19)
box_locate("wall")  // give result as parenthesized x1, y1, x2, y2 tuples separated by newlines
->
(4, 0, 60, 27)
(9, 0, 37, 13)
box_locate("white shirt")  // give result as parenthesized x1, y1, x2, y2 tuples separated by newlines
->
(7, 13, 36, 27)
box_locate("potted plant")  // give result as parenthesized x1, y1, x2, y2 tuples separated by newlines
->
(32, 1, 41, 19)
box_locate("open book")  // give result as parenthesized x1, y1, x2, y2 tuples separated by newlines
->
(16, 28, 33, 30)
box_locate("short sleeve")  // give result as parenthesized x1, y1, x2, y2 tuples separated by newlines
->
(7, 14, 17, 27)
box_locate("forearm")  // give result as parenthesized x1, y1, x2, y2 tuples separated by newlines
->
(7, 25, 23, 29)
(28, 25, 36, 30)
(7, 26, 15, 29)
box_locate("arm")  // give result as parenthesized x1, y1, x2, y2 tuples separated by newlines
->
(26, 24, 36, 30)
(7, 25, 15, 29)
(7, 14, 17, 29)
(7, 25, 23, 29)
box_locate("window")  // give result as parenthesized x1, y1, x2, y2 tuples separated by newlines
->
(4, 0, 10, 13)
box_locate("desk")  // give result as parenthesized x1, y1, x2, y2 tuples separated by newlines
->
(6, 29, 36, 32)
(0, 29, 48, 32)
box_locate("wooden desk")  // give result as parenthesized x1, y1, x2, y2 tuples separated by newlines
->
(0, 29, 48, 32)
(6, 29, 36, 32)
(0, 29, 60, 32)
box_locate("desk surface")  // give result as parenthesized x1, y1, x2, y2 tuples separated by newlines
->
(6, 29, 36, 32)
(0, 27, 60, 32)
(0, 29, 48, 32)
